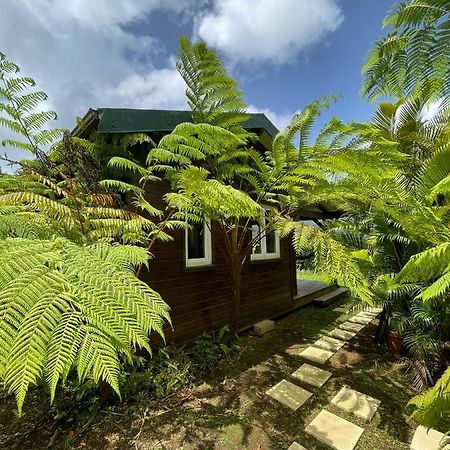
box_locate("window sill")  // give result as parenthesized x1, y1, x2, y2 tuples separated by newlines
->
(183, 264, 217, 272)
(249, 257, 282, 265)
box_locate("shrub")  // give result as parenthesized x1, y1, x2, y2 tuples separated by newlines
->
(191, 326, 239, 371)
(121, 346, 193, 399)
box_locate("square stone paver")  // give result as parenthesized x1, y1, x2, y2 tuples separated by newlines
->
(339, 321, 365, 333)
(314, 336, 345, 352)
(348, 315, 373, 325)
(359, 310, 377, 316)
(299, 346, 334, 364)
(329, 328, 356, 341)
(305, 409, 364, 450)
(287, 443, 308, 450)
(266, 379, 312, 411)
(411, 425, 447, 450)
(292, 363, 332, 388)
(333, 306, 347, 312)
(356, 312, 377, 321)
(331, 386, 381, 421)
(366, 307, 383, 314)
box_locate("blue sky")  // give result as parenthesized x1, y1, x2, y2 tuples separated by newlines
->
(1, 0, 395, 165)
(137, 0, 395, 127)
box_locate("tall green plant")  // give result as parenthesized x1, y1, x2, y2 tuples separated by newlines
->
(361, 0, 450, 100)
(0, 238, 170, 414)
(0, 54, 172, 414)
(121, 38, 409, 331)
(329, 108, 450, 425)
(345, 0, 450, 419)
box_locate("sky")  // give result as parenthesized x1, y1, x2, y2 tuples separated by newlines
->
(1, 0, 395, 167)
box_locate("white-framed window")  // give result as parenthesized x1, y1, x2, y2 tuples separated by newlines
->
(185, 218, 212, 267)
(250, 207, 280, 261)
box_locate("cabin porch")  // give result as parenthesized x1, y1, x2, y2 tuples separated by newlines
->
(294, 279, 348, 308)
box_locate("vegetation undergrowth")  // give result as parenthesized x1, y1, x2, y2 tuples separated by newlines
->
(1, 304, 441, 450)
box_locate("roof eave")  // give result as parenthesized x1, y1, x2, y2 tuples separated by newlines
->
(71, 108, 98, 137)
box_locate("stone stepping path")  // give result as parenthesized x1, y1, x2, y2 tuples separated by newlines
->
(331, 386, 381, 421)
(410, 425, 447, 450)
(338, 321, 365, 333)
(358, 311, 378, 318)
(348, 315, 373, 325)
(287, 442, 308, 450)
(266, 379, 312, 411)
(305, 409, 364, 450)
(299, 346, 334, 364)
(292, 363, 332, 388)
(264, 303, 385, 448)
(358, 311, 380, 321)
(313, 336, 345, 352)
(365, 307, 382, 314)
(329, 328, 356, 341)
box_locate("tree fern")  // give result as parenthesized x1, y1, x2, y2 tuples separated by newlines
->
(409, 367, 450, 427)
(144, 38, 413, 333)
(361, 0, 450, 100)
(0, 52, 65, 163)
(0, 237, 170, 413)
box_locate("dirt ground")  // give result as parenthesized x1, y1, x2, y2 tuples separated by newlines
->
(0, 302, 425, 450)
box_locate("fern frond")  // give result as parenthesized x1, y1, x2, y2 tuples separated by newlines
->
(177, 36, 249, 135)
(362, 0, 450, 99)
(409, 367, 450, 428)
(0, 192, 75, 230)
(277, 217, 372, 303)
(0, 237, 170, 413)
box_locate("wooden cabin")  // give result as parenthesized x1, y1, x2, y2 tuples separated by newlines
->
(74, 108, 345, 342)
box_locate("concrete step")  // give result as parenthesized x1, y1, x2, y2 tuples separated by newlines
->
(313, 287, 349, 307)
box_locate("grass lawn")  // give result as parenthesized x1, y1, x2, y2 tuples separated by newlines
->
(0, 300, 432, 449)
(296, 269, 334, 285)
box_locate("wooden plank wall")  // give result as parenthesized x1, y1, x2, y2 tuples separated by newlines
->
(139, 182, 295, 343)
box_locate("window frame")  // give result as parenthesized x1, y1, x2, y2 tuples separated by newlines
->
(185, 217, 212, 268)
(250, 207, 280, 261)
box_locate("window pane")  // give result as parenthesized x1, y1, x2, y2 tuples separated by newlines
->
(250, 222, 262, 254)
(188, 221, 205, 259)
(266, 228, 277, 254)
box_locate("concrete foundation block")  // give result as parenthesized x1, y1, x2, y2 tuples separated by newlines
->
(253, 319, 274, 336)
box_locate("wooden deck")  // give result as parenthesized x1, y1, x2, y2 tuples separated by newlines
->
(293, 280, 344, 308)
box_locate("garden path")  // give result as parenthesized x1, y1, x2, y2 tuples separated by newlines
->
(265, 306, 383, 450)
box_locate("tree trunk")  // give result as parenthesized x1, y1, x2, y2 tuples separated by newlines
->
(98, 380, 113, 403)
(229, 224, 242, 334)
(230, 257, 242, 333)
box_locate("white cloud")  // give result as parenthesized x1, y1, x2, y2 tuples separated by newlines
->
(0, 1, 198, 171)
(248, 105, 298, 131)
(195, 0, 344, 64)
(101, 67, 188, 110)
(0, 0, 191, 166)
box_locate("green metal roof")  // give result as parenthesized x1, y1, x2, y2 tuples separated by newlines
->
(96, 108, 279, 137)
